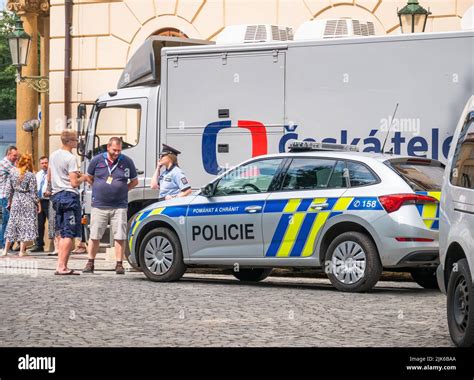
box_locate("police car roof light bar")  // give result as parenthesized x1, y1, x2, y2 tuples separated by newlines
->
(288, 141, 360, 152)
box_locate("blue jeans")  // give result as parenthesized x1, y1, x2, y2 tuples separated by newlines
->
(0, 197, 10, 248)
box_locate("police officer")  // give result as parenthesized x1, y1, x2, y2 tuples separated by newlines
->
(151, 144, 192, 200)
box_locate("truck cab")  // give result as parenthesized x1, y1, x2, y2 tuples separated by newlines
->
(77, 36, 211, 243)
(82, 85, 159, 219)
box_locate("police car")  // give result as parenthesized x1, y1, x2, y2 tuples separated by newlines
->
(128, 141, 444, 292)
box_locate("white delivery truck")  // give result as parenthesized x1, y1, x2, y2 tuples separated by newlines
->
(76, 27, 474, 243)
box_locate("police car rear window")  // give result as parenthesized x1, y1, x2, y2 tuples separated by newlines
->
(347, 161, 379, 187)
(388, 159, 444, 191)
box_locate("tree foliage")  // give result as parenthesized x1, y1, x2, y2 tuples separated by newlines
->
(0, 10, 16, 120)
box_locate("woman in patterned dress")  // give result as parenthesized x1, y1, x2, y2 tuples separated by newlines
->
(2, 154, 41, 257)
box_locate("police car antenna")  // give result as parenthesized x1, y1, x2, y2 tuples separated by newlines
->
(381, 103, 399, 154)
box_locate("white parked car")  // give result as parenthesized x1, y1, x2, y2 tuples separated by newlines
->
(438, 96, 474, 347)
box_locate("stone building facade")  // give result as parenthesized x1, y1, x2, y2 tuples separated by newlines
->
(43, 0, 474, 149)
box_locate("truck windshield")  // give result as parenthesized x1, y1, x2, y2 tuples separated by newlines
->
(387, 159, 444, 191)
(93, 104, 141, 155)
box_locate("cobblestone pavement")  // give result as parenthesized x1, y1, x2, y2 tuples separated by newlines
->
(0, 252, 452, 347)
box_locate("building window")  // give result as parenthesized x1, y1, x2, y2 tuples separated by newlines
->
(153, 28, 188, 38)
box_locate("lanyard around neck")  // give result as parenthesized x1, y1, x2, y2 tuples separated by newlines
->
(103, 153, 121, 175)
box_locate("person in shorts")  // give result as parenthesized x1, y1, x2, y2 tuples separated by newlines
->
(49, 130, 87, 275)
(83, 137, 138, 274)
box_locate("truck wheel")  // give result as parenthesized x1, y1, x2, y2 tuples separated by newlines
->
(232, 268, 272, 282)
(125, 213, 141, 272)
(139, 227, 186, 282)
(326, 231, 382, 292)
(447, 259, 474, 347)
(410, 268, 439, 290)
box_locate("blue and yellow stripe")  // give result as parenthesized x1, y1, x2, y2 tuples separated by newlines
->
(128, 208, 165, 250)
(415, 191, 441, 230)
(128, 195, 386, 257)
(265, 197, 365, 258)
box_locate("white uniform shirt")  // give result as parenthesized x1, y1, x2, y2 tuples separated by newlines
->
(36, 169, 49, 200)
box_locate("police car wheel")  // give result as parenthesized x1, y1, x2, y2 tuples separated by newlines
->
(326, 231, 382, 292)
(139, 227, 186, 282)
(232, 268, 272, 282)
(447, 259, 474, 347)
(409, 268, 439, 290)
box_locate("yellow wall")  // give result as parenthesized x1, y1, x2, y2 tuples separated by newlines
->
(48, 0, 471, 150)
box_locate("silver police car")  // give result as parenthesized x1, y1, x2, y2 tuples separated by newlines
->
(128, 142, 444, 292)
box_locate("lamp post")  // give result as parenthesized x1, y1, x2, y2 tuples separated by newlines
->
(6, 0, 50, 167)
(7, 15, 49, 93)
(22, 119, 40, 162)
(398, 0, 431, 34)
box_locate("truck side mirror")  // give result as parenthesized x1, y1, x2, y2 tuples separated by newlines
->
(77, 103, 87, 119)
(77, 139, 87, 158)
(201, 183, 215, 197)
(77, 103, 87, 135)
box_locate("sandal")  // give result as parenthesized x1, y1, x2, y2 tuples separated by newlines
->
(71, 246, 87, 254)
(54, 270, 80, 276)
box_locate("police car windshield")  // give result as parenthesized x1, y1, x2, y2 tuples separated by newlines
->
(388, 159, 444, 191)
(214, 159, 282, 196)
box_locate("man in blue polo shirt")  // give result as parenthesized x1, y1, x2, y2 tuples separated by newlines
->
(83, 137, 138, 274)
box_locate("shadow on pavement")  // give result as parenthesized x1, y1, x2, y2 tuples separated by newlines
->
(130, 273, 435, 295)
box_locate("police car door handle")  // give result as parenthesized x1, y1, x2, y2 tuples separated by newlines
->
(245, 206, 262, 213)
(310, 203, 329, 210)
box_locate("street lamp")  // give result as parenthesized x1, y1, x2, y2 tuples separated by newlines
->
(7, 15, 48, 93)
(22, 119, 41, 161)
(398, 0, 431, 34)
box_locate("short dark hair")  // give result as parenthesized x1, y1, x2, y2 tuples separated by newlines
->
(39, 156, 48, 161)
(5, 145, 17, 156)
(108, 137, 123, 146)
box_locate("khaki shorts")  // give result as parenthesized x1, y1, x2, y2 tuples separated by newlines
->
(90, 207, 128, 241)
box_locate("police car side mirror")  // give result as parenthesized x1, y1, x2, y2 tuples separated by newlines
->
(201, 183, 215, 197)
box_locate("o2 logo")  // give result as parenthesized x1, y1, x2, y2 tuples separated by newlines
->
(202, 120, 268, 175)
(201, 118, 452, 175)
